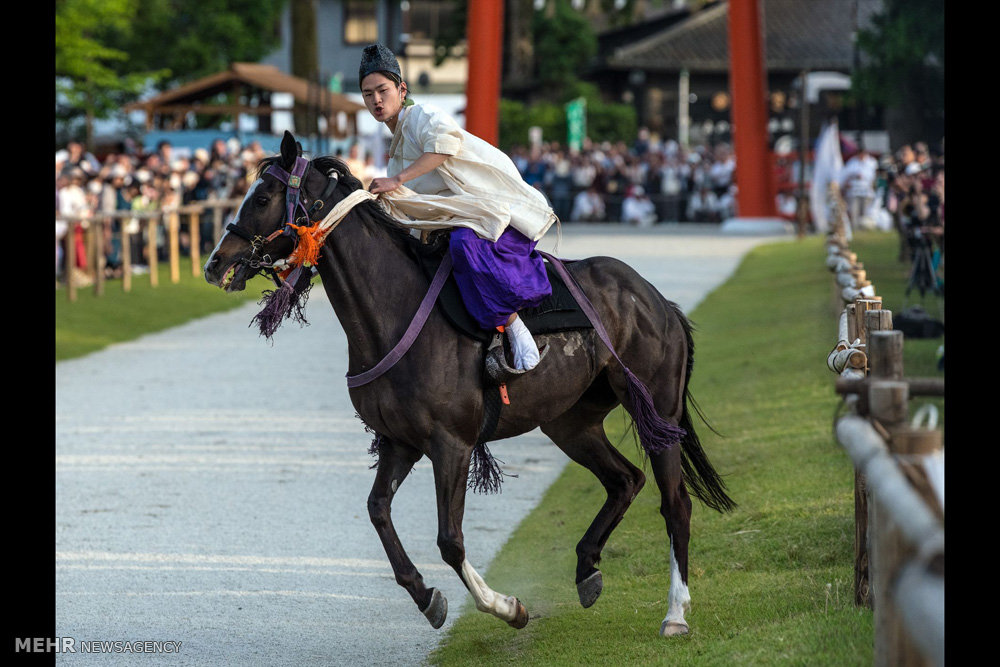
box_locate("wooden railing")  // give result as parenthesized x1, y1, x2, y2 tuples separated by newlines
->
(58, 198, 244, 301)
(824, 188, 944, 666)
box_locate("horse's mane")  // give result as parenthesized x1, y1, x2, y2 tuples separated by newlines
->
(254, 154, 418, 244)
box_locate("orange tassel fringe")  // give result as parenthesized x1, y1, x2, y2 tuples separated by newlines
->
(280, 221, 323, 279)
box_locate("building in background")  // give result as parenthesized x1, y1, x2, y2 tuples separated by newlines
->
(260, 0, 469, 163)
(585, 0, 887, 152)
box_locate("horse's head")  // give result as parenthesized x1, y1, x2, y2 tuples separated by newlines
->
(204, 130, 358, 291)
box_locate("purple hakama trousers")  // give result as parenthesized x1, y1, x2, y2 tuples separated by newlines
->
(449, 226, 552, 330)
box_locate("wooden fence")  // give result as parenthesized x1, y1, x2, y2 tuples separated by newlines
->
(824, 193, 944, 666)
(58, 198, 244, 302)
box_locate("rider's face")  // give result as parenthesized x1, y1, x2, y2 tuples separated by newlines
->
(361, 73, 405, 124)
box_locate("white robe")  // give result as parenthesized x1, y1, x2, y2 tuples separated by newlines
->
(382, 103, 557, 242)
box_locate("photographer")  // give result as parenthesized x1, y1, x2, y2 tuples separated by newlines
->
(897, 163, 944, 296)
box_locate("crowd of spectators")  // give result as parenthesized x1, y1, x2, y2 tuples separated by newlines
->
(508, 131, 740, 226)
(56, 137, 264, 281)
(876, 141, 945, 266)
(54, 136, 390, 282)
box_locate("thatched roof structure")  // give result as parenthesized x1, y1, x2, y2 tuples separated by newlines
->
(124, 62, 366, 137)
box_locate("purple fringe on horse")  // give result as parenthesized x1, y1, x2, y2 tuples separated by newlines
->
(251, 265, 314, 339)
(469, 442, 515, 495)
(623, 367, 687, 456)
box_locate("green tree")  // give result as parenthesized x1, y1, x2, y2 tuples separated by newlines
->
(113, 0, 288, 87)
(853, 0, 944, 146)
(499, 81, 636, 150)
(55, 0, 160, 148)
(531, 0, 597, 97)
(57, 0, 289, 145)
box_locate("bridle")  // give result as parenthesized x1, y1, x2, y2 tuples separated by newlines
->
(224, 155, 340, 285)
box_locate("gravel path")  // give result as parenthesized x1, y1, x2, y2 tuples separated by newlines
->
(55, 224, 780, 665)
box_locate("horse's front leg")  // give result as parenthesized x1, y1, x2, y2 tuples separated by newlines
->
(368, 437, 447, 628)
(431, 439, 529, 629)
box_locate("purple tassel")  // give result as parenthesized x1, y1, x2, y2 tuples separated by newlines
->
(469, 442, 514, 494)
(251, 266, 313, 339)
(623, 366, 686, 456)
(356, 413, 385, 469)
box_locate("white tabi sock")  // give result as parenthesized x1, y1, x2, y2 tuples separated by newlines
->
(506, 316, 540, 370)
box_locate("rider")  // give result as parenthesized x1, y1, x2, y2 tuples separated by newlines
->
(359, 43, 556, 371)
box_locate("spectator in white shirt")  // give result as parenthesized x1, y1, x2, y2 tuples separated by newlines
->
(687, 185, 721, 222)
(621, 185, 657, 227)
(571, 184, 605, 222)
(839, 147, 878, 230)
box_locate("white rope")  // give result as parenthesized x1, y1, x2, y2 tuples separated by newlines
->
(271, 189, 378, 272)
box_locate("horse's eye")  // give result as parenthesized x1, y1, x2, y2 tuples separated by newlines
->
(255, 195, 269, 207)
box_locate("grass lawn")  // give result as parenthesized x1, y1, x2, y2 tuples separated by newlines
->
(427, 231, 943, 666)
(55, 257, 268, 361)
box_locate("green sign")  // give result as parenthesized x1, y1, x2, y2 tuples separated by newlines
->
(329, 72, 343, 93)
(565, 97, 586, 152)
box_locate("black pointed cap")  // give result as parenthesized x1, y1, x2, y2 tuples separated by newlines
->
(359, 43, 401, 85)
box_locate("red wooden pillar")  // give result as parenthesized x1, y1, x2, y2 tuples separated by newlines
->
(465, 0, 504, 146)
(727, 0, 776, 218)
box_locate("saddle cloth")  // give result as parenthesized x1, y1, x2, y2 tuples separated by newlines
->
(406, 232, 592, 343)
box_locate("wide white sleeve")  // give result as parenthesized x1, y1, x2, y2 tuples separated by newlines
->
(411, 106, 463, 156)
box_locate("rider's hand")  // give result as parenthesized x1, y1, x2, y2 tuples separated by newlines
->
(369, 176, 402, 194)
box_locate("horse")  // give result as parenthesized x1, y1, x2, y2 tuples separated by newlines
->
(204, 130, 735, 637)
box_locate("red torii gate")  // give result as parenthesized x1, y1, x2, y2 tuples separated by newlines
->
(464, 0, 504, 147)
(727, 0, 778, 220)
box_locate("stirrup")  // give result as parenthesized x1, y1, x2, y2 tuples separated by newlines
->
(484, 329, 548, 384)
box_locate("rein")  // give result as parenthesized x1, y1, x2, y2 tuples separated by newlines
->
(345, 251, 453, 388)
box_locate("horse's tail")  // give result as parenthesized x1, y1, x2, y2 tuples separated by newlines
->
(669, 301, 737, 514)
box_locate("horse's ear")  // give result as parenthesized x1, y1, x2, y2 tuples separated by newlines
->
(279, 131, 298, 169)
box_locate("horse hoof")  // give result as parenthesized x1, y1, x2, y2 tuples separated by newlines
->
(421, 588, 448, 629)
(577, 570, 603, 608)
(506, 599, 529, 629)
(659, 620, 689, 637)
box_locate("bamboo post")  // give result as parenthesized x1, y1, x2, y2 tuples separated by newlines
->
(845, 303, 858, 343)
(890, 426, 944, 520)
(870, 379, 909, 667)
(865, 309, 894, 347)
(147, 216, 159, 287)
(212, 203, 225, 244)
(889, 422, 944, 665)
(189, 211, 201, 276)
(853, 328, 903, 610)
(869, 331, 905, 381)
(65, 221, 78, 302)
(121, 224, 132, 293)
(866, 328, 918, 667)
(168, 211, 180, 284)
(836, 415, 944, 666)
(853, 298, 882, 347)
(91, 220, 105, 297)
(873, 408, 942, 667)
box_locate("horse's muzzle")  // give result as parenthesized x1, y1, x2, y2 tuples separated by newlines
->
(204, 255, 254, 292)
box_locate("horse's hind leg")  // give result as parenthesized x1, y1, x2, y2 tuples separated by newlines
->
(367, 438, 447, 628)
(540, 408, 646, 608)
(430, 437, 529, 629)
(648, 446, 693, 637)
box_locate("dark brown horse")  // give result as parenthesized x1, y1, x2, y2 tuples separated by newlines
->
(204, 131, 734, 637)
